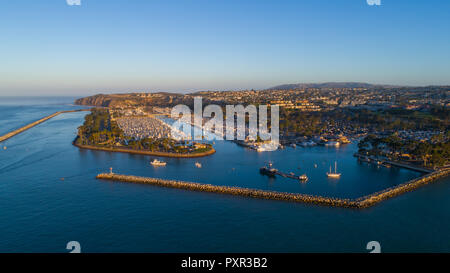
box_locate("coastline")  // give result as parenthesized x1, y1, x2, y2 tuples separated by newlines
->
(73, 142, 216, 158)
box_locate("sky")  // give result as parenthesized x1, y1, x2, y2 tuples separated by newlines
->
(0, 0, 449, 96)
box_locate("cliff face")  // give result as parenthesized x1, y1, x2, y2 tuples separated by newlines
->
(74, 93, 188, 108)
(75, 95, 114, 107)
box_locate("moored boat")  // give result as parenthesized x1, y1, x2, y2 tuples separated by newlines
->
(150, 159, 167, 166)
(298, 174, 308, 182)
(325, 141, 340, 147)
(260, 162, 278, 177)
(256, 142, 279, 152)
(326, 161, 341, 179)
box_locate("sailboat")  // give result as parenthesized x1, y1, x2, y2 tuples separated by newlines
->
(326, 161, 341, 178)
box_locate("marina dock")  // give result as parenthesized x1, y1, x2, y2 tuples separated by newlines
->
(259, 163, 308, 181)
(354, 153, 434, 173)
(0, 109, 90, 143)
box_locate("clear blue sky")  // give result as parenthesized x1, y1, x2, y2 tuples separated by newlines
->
(1, 0, 449, 96)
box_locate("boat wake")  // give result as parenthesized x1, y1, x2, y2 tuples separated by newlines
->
(0, 150, 64, 175)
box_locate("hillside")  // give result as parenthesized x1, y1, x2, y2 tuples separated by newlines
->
(268, 82, 400, 90)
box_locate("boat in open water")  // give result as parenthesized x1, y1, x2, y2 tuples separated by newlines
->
(326, 161, 341, 179)
(325, 141, 340, 147)
(150, 159, 167, 166)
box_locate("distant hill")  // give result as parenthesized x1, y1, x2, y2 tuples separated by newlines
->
(268, 82, 401, 90)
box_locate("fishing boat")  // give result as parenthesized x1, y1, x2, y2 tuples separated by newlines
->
(326, 161, 341, 179)
(195, 162, 202, 168)
(298, 174, 308, 182)
(150, 159, 167, 166)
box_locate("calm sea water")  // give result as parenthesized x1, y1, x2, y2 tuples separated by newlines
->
(0, 97, 449, 253)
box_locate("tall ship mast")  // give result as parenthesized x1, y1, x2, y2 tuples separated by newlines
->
(326, 161, 341, 178)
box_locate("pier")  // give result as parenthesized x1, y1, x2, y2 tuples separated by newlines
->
(0, 109, 90, 143)
(96, 168, 450, 208)
(260, 163, 308, 181)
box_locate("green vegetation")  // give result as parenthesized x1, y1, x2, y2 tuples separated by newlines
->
(279, 107, 449, 136)
(75, 109, 124, 146)
(358, 134, 450, 168)
(75, 109, 213, 155)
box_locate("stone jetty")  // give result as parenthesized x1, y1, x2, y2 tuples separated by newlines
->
(97, 168, 450, 209)
(0, 109, 90, 143)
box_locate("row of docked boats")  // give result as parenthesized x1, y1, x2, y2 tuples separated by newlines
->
(295, 136, 351, 148)
(356, 155, 392, 169)
(298, 140, 342, 147)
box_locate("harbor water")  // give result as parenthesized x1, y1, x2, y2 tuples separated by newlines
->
(0, 97, 449, 252)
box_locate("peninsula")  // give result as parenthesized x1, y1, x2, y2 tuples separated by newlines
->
(73, 108, 215, 158)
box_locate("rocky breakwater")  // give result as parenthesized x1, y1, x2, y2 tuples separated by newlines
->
(97, 168, 450, 209)
(0, 109, 89, 143)
(96, 173, 360, 208)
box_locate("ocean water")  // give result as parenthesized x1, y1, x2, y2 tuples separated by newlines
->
(0, 97, 449, 253)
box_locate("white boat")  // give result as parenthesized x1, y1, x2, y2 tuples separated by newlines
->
(256, 142, 279, 152)
(300, 141, 316, 147)
(325, 141, 340, 147)
(150, 159, 167, 166)
(326, 161, 341, 179)
(299, 174, 308, 182)
(195, 162, 202, 168)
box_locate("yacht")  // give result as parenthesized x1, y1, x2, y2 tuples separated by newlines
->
(300, 141, 316, 147)
(150, 159, 167, 166)
(326, 161, 341, 179)
(256, 142, 279, 152)
(298, 174, 308, 182)
(325, 141, 340, 147)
